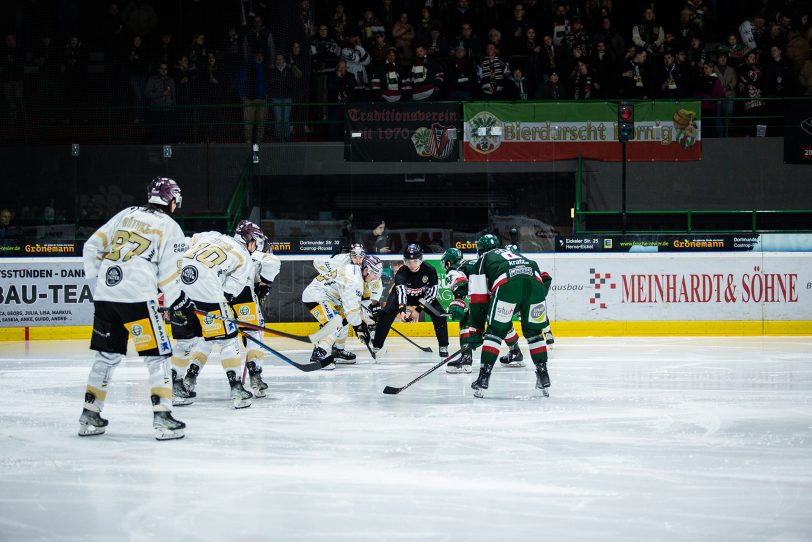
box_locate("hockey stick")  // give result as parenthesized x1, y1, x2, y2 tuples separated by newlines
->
(417, 297, 451, 319)
(362, 305, 432, 353)
(382, 348, 463, 395)
(239, 329, 325, 372)
(193, 308, 341, 344)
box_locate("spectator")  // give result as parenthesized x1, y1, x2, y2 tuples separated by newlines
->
(632, 7, 664, 58)
(289, 42, 309, 136)
(243, 15, 276, 62)
(593, 17, 625, 62)
(362, 219, 394, 254)
(409, 45, 444, 100)
(451, 22, 482, 62)
(171, 54, 196, 141)
(687, 35, 708, 73)
(340, 32, 371, 100)
(764, 45, 797, 135)
(737, 50, 766, 136)
(784, 29, 811, 74)
(189, 33, 208, 70)
(331, 3, 349, 42)
(144, 62, 177, 144)
(656, 50, 688, 98)
(446, 0, 478, 39)
(694, 60, 724, 137)
(677, 9, 701, 48)
(371, 48, 409, 102)
(422, 27, 450, 64)
(0, 208, 18, 239)
(516, 27, 542, 90)
(358, 7, 385, 46)
(310, 24, 340, 124)
(619, 47, 650, 99)
(684, 0, 706, 32)
(486, 28, 503, 51)
(552, 4, 571, 47)
(539, 34, 562, 81)
(392, 12, 416, 66)
(714, 51, 738, 135)
(590, 40, 614, 97)
(326, 59, 353, 141)
(503, 3, 530, 57)
(571, 59, 594, 99)
(269, 53, 296, 141)
(416, 7, 440, 46)
(238, 51, 269, 144)
(478, 42, 510, 99)
(222, 26, 242, 83)
(739, 15, 766, 51)
(200, 53, 227, 142)
(369, 31, 391, 74)
(717, 33, 749, 67)
(63, 35, 87, 102)
(123, 35, 149, 124)
(379, 0, 398, 30)
(153, 31, 178, 68)
(564, 17, 591, 56)
(445, 44, 478, 100)
(504, 66, 530, 99)
(535, 69, 566, 99)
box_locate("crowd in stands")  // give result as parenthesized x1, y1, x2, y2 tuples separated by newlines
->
(1, 0, 811, 142)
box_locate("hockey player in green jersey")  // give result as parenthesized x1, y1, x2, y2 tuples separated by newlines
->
(442, 246, 532, 373)
(467, 234, 553, 398)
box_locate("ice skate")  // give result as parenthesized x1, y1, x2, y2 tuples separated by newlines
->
(227, 370, 253, 408)
(499, 345, 526, 367)
(371, 345, 386, 362)
(183, 363, 200, 394)
(332, 345, 357, 364)
(544, 330, 555, 348)
(311, 346, 335, 370)
(172, 369, 195, 406)
(153, 411, 186, 440)
(446, 347, 473, 374)
(439, 346, 449, 358)
(471, 363, 494, 398)
(246, 361, 268, 397)
(78, 408, 108, 437)
(534, 362, 551, 397)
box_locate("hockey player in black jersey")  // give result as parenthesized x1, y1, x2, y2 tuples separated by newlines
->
(370, 244, 449, 357)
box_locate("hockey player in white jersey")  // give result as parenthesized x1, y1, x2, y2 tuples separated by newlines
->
(238, 234, 281, 397)
(302, 255, 382, 369)
(172, 220, 262, 408)
(311, 243, 373, 362)
(78, 177, 190, 440)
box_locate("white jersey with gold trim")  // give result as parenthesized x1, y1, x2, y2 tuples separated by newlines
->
(252, 251, 281, 284)
(313, 253, 352, 275)
(179, 232, 254, 303)
(302, 263, 364, 327)
(83, 206, 186, 304)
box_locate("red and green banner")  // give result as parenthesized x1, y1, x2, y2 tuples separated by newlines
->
(463, 101, 701, 162)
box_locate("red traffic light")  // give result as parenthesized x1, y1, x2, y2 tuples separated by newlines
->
(619, 106, 633, 120)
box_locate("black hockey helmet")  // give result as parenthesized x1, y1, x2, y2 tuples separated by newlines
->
(403, 243, 423, 261)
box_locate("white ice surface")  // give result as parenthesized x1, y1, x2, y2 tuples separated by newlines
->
(0, 336, 811, 542)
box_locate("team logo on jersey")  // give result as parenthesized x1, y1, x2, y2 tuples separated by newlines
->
(105, 266, 123, 286)
(180, 265, 198, 285)
(422, 275, 428, 284)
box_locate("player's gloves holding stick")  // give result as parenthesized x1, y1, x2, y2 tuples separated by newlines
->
(256, 282, 271, 303)
(400, 306, 419, 323)
(169, 292, 196, 325)
(354, 322, 371, 345)
(448, 299, 466, 321)
(368, 302, 382, 322)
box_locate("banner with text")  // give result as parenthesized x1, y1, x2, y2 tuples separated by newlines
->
(344, 102, 462, 162)
(463, 101, 702, 162)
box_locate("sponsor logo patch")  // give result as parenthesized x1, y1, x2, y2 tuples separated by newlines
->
(181, 265, 198, 285)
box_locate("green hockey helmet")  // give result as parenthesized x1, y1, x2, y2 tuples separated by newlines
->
(476, 234, 501, 254)
(440, 248, 463, 270)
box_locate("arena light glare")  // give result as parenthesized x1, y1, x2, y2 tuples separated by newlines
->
(617, 103, 635, 143)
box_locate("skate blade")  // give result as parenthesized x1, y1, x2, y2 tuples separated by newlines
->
(233, 399, 252, 409)
(78, 424, 106, 437)
(172, 397, 194, 407)
(335, 359, 357, 365)
(501, 361, 526, 368)
(154, 428, 185, 440)
(535, 386, 550, 397)
(321, 363, 336, 371)
(473, 388, 486, 398)
(252, 388, 267, 398)
(446, 366, 472, 374)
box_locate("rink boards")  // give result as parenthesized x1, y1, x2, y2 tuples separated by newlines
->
(1, 253, 811, 340)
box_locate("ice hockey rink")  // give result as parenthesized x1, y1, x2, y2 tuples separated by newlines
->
(1, 335, 810, 542)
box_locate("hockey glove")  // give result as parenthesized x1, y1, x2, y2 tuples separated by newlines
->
(169, 292, 196, 325)
(255, 282, 271, 303)
(353, 322, 371, 345)
(368, 302, 382, 322)
(447, 299, 467, 321)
